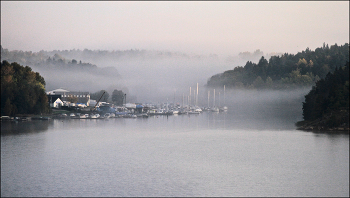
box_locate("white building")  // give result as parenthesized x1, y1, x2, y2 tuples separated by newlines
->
(50, 98, 63, 108)
(47, 88, 91, 106)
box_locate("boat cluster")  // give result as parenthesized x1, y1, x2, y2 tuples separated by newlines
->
(53, 104, 228, 120)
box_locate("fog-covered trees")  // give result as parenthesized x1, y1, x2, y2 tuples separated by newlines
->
(90, 90, 109, 102)
(207, 43, 349, 90)
(112, 89, 125, 106)
(0, 46, 121, 79)
(1, 61, 48, 116)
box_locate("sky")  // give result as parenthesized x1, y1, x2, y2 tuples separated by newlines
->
(1, 1, 349, 57)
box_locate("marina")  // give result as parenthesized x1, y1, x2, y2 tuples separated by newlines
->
(1, 84, 230, 122)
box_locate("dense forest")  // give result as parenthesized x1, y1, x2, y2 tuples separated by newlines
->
(207, 43, 349, 89)
(1, 61, 49, 116)
(0, 46, 121, 78)
(0, 45, 126, 96)
(297, 61, 349, 131)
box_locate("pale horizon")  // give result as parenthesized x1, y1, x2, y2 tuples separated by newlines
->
(1, 1, 349, 57)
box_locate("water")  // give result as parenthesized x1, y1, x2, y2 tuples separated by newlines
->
(1, 110, 349, 197)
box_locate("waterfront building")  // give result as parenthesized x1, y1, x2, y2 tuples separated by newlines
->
(47, 88, 91, 106)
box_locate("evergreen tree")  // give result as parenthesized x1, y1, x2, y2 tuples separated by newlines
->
(207, 43, 349, 90)
(302, 61, 349, 123)
(112, 89, 125, 106)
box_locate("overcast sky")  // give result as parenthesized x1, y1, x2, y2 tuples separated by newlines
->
(1, 1, 349, 56)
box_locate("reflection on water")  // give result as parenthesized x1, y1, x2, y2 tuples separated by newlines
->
(1, 120, 52, 136)
(1, 111, 349, 197)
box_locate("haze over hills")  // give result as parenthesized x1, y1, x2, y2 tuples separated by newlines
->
(2, 44, 349, 129)
(1, 46, 284, 103)
(207, 43, 349, 90)
(2, 43, 348, 106)
(1, 1, 347, 104)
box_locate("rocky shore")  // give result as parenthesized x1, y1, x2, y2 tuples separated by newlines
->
(296, 109, 349, 132)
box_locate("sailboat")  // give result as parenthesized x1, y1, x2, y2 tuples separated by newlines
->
(211, 89, 219, 112)
(220, 85, 228, 111)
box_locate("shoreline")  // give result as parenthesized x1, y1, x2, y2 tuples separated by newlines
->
(296, 120, 349, 133)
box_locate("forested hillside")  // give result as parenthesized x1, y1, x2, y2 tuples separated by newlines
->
(297, 61, 349, 131)
(1, 61, 49, 116)
(207, 43, 349, 89)
(0, 46, 120, 78)
(0, 46, 124, 94)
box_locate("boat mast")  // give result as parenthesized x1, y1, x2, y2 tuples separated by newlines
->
(193, 89, 195, 107)
(208, 90, 210, 108)
(189, 87, 191, 107)
(187, 95, 189, 107)
(166, 98, 168, 112)
(196, 83, 198, 107)
(182, 93, 184, 108)
(92, 91, 105, 111)
(224, 85, 226, 106)
(213, 89, 216, 107)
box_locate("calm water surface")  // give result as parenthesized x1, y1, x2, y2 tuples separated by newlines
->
(1, 109, 349, 197)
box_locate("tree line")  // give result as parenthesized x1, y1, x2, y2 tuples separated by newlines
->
(90, 89, 125, 106)
(0, 46, 121, 78)
(1, 61, 48, 116)
(300, 61, 349, 128)
(0, 60, 127, 116)
(0, 45, 213, 65)
(207, 43, 349, 89)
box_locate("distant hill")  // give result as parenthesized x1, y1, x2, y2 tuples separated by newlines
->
(207, 43, 349, 90)
(0, 47, 121, 78)
(0, 46, 124, 93)
(0, 46, 236, 102)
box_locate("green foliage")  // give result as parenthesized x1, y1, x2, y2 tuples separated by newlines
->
(302, 61, 349, 122)
(1, 61, 49, 116)
(207, 43, 349, 90)
(253, 76, 264, 88)
(90, 90, 109, 102)
(112, 89, 125, 106)
(4, 98, 12, 116)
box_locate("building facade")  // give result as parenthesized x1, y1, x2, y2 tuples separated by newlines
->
(47, 88, 91, 106)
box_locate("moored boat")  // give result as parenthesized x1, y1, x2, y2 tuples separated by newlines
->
(211, 107, 220, 112)
(148, 109, 173, 116)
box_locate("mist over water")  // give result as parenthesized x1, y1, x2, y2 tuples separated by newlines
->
(33, 53, 310, 124)
(202, 88, 310, 128)
(1, 1, 349, 196)
(94, 56, 237, 102)
(33, 54, 248, 102)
